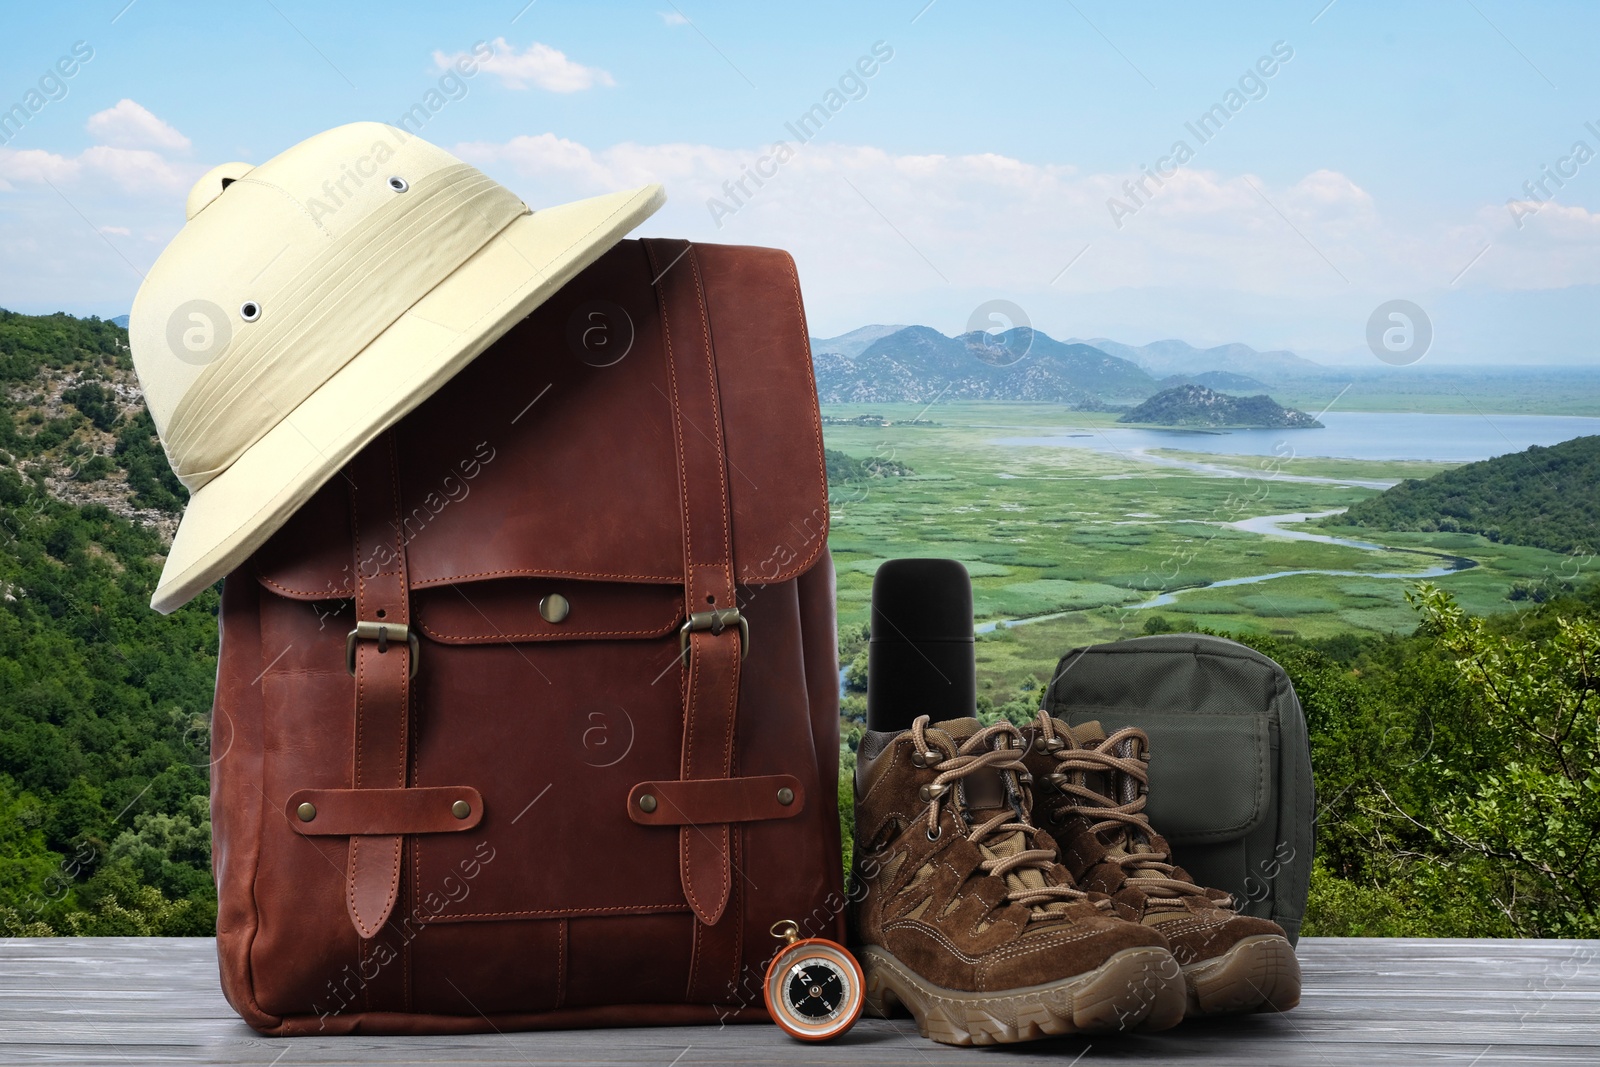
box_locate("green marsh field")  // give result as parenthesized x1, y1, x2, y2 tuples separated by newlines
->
(821, 402, 1583, 695)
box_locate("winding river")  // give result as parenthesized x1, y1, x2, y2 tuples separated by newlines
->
(1123, 449, 1399, 490)
(975, 508, 1476, 627)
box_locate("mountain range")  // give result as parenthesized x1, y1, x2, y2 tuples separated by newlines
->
(809, 325, 1316, 407)
(1070, 337, 1318, 378)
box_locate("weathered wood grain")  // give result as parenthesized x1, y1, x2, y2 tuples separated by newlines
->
(0, 937, 1596, 1064)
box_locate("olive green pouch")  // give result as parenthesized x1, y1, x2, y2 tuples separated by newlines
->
(1042, 633, 1314, 942)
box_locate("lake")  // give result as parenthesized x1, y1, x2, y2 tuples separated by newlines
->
(992, 411, 1600, 463)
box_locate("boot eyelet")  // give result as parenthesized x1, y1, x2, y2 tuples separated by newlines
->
(1044, 737, 1065, 752)
(1048, 772, 1068, 787)
(918, 783, 948, 802)
(909, 749, 940, 768)
(926, 826, 942, 841)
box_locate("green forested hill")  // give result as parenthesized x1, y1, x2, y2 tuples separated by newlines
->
(0, 309, 217, 935)
(1334, 435, 1600, 554)
(825, 447, 912, 482)
(1118, 384, 1323, 428)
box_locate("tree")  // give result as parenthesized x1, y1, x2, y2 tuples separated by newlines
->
(1392, 584, 1600, 935)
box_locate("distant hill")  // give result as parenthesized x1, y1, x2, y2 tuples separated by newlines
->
(1118, 384, 1324, 428)
(812, 325, 1157, 406)
(109, 315, 130, 328)
(1157, 370, 1271, 394)
(0, 310, 181, 529)
(1333, 435, 1600, 554)
(1076, 337, 1319, 381)
(825, 447, 912, 481)
(811, 325, 909, 360)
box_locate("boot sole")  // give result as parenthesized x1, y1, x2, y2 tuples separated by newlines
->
(1181, 933, 1302, 1017)
(858, 944, 1186, 1045)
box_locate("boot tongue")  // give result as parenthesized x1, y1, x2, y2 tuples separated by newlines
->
(1063, 721, 1168, 880)
(1067, 719, 1107, 745)
(1060, 719, 1116, 814)
(931, 718, 1056, 910)
(930, 718, 1010, 817)
(931, 717, 985, 743)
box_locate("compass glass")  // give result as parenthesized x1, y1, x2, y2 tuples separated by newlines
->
(784, 958, 847, 1020)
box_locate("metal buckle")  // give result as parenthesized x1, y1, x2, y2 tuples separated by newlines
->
(678, 607, 749, 661)
(346, 620, 420, 678)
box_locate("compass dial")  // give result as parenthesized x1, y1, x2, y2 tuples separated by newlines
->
(784, 958, 848, 1020)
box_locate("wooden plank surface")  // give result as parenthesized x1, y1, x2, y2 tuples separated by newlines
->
(1, 937, 1597, 1065)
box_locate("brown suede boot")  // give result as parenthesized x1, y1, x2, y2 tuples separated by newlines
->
(1023, 713, 1303, 1018)
(849, 715, 1185, 1045)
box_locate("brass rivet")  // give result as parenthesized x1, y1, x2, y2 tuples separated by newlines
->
(451, 800, 471, 819)
(776, 787, 795, 806)
(638, 793, 658, 813)
(296, 802, 316, 822)
(539, 594, 570, 623)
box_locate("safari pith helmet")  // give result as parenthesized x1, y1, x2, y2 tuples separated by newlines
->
(130, 122, 663, 612)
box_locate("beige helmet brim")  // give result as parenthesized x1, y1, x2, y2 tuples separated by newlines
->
(150, 182, 665, 614)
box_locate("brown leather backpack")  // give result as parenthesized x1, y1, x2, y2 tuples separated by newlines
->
(209, 239, 845, 1034)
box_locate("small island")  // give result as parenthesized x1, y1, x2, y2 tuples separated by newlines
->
(1117, 384, 1324, 429)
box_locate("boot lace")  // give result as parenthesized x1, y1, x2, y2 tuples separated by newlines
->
(908, 716, 1091, 915)
(1033, 713, 1217, 902)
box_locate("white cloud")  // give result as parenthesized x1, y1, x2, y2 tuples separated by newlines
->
(0, 144, 194, 195)
(457, 134, 1391, 292)
(435, 38, 615, 93)
(660, 11, 689, 25)
(79, 146, 192, 192)
(85, 99, 191, 152)
(0, 147, 80, 185)
(0, 102, 193, 196)
(1457, 199, 1600, 291)
(454, 131, 1600, 345)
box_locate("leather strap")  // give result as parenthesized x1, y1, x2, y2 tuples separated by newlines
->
(346, 433, 414, 941)
(645, 239, 745, 1002)
(288, 787, 482, 836)
(626, 776, 804, 826)
(647, 238, 742, 924)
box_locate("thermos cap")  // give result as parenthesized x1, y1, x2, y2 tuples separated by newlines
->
(869, 558, 974, 645)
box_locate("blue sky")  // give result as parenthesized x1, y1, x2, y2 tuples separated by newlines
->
(1, 0, 1596, 364)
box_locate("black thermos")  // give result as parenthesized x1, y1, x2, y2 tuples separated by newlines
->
(865, 558, 977, 733)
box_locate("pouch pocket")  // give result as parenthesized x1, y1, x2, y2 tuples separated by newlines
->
(1062, 708, 1274, 844)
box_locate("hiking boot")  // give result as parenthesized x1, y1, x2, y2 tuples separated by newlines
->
(1023, 713, 1303, 1018)
(849, 715, 1185, 1045)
